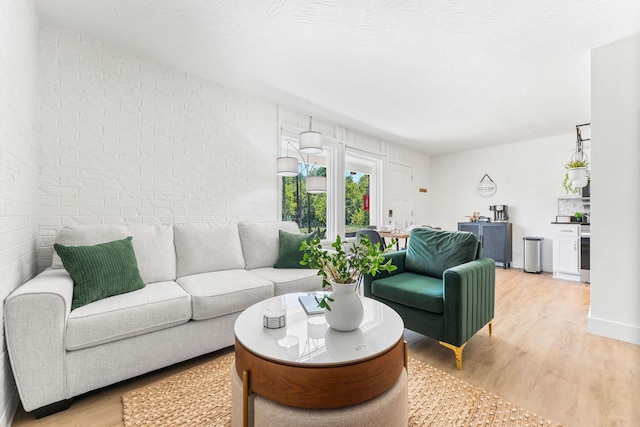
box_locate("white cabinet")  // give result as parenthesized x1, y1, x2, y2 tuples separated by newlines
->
(554, 236, 579, 273)
(553, 224, 580, 281)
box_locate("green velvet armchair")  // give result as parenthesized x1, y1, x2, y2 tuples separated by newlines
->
(363, 227, 495, 369)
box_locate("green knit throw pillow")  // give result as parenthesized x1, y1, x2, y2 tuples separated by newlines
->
(54, 236, 145, 310)
(274, 230, 316, 268)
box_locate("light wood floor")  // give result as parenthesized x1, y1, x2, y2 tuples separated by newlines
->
(12, 269, 640, 427)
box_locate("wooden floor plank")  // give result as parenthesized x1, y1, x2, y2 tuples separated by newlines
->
(11, 269, 640, 426)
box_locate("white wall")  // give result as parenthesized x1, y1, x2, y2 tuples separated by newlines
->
(430, 133, 579, 271)
(37, 24, 280, 270)
(36, 24, 432, 268)
(589, 33, 640, 345)
(0, 1, 40, 425)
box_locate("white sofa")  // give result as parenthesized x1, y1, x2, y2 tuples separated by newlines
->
(4, 221, 322, 417)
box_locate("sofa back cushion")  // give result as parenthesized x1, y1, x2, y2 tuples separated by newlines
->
(238, 221, 300, 270)
(52, 224, 176, 284)
(405, 228, 479, 278)
(174, 222, 245, 277)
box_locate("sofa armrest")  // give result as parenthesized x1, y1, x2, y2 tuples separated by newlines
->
(4, 267, 73, 411)
(442, 258, 495, 346)
(363, 251, 407, 297)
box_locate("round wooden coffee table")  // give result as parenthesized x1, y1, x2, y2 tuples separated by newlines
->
(232, 292, 407, 427)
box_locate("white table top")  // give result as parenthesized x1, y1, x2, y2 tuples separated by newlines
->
(234, 292, 404, 366)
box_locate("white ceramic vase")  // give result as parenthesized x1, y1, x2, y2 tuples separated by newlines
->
(324, 281, 364, 332)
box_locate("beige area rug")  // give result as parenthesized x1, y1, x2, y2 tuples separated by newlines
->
(122, 353, 562, 426)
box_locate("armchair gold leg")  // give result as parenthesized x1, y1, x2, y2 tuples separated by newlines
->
(488, 320, 493, 336)
(439, 341, 467, 370)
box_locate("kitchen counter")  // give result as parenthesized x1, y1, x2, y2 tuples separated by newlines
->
(551, 222, 590, 225)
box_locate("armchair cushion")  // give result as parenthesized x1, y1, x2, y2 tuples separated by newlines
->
(371, 272, 444, 314)
(405, 228, 478, 278)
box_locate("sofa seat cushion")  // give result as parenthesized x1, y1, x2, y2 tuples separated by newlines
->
(405, 228, 479, 278)
(177, 270, 274, 320)
(250, 267, 323, 296)
(66, 281, 192, 351)
(371, 273, 444, 314)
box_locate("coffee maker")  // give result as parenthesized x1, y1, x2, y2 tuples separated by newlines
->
(489, 205, 508, 222)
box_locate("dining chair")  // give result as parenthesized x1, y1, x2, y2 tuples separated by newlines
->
(355, 229, 386, 250)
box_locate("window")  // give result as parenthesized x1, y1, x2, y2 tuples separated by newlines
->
(278, 128, 382, 241)
(344, 151, 381, 237)
(344, 171, 370, 237)
(281, 154, 327, 238)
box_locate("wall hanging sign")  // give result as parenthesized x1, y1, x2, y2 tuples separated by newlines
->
(477, 174, 497, 197)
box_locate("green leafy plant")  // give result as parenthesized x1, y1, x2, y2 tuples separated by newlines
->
(566, 160, 587, 169)
(562, 173, 579, 194)
(300, 235, 397, 310)
(574, 212, 583, 219)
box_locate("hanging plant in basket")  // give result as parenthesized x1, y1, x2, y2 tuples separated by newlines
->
(566, 123, 590, 188)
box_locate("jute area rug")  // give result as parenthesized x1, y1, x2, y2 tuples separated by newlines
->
(122, 353, 561, 426)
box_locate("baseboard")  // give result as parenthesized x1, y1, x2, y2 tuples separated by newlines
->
(552, 271, 581, 282)
(587, 308, 640, 345)
(0, 391, 20, 427)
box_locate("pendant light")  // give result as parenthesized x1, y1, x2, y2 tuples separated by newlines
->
(275, 117, 326, 193)
(276, 156, 299, 176)
(298, 116, 323, 154)
(306, 175, 327, 193)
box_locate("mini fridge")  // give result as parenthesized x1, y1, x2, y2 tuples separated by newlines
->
(523, 237, 543, 273)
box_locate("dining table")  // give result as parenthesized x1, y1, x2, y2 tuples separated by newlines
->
(377, 230, 411, 251)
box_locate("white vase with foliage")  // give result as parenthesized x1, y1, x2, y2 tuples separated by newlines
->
(300, 234, 396, 331)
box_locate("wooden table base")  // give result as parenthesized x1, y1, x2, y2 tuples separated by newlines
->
(235, 337, 406, 410)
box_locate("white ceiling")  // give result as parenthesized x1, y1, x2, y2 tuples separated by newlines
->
(35, 0, 640, 155)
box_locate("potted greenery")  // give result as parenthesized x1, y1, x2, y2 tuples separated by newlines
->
(566, 159, 588, 188)
(562, 172, 579, 195)
(300, 234, 397, 331)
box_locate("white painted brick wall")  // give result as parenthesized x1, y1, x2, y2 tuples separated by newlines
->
(0, 11, 430, 424)
(0, 1, 39, 425)
(38, 24, 279, 269)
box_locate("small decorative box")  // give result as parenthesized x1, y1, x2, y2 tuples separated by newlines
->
(263, 308, 286, 329)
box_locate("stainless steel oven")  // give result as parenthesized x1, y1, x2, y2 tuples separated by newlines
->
(580, 225, 590, 283)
